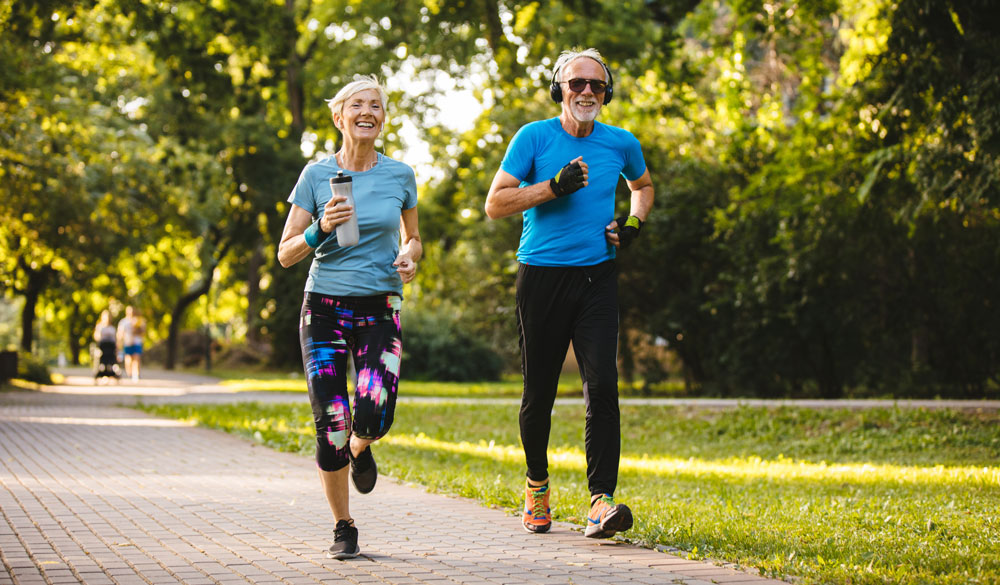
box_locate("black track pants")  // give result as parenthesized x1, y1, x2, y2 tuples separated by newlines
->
(515, 260, 621, 497)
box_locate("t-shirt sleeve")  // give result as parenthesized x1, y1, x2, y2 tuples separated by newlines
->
(499, 124, 535, 182)
(621, 133, 647, 182)
(402, 165, 418, 209)
(287, 165, 317, 216)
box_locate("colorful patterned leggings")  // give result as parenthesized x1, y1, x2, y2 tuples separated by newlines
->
(299, 292, 403, 472)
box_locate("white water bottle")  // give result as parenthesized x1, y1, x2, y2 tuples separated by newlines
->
(329, 171, 359, 247)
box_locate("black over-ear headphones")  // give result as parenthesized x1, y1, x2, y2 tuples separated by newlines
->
(549, 58, 614, 105)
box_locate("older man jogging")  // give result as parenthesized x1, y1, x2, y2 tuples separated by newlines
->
(485, 48, 654, 539)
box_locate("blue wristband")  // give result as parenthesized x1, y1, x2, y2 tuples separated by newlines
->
(303, 220, 330, 248)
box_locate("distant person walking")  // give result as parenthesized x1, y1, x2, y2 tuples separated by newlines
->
(93, 310, 119, 381)
(117, 305, 145, 381)
(277, 74, 422, 560)
(485, 48, 654, 539)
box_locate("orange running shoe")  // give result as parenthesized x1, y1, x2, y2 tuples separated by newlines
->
(585, 494, 633, 539)
(522, 481, 552, 533)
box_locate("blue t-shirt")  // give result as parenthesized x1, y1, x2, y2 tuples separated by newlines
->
(500, 117, 646, 266)
(287, 153, 418, 296)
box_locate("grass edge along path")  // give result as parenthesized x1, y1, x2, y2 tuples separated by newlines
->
(134, 401, 1000, 585)
(205, 368, 682, 397)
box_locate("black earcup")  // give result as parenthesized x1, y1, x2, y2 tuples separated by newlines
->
(602, 64, 614, 105)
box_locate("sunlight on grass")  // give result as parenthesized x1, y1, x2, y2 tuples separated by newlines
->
(213, 371, 679, 397)
(385, 433, 1000, 487)
(219, 378, 306, 392)
(215, 378, 581, 397)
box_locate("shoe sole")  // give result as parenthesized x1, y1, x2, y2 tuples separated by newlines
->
(350, 455, 377, 494)
(326, 547, 361, 560)
(584, 505, 633, 539)
(523, 520, 552, 534)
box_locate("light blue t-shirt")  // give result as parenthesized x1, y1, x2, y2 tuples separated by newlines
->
(500, 117, 646, 266)
(287, 153, 418, 296)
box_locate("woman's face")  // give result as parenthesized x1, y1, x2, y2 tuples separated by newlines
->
(335, 89, 385, 144)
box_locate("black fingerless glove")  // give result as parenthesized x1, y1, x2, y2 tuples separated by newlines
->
(615, 215, 643, 249)
(549, 161, 585, 197)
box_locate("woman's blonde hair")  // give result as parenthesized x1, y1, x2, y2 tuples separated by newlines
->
(326, 74, 388, 119)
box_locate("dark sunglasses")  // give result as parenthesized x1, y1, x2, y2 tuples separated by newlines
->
(564, 78, 608, 93)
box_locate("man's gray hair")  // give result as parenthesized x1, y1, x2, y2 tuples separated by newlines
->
(552, 48, 610, 82)
(326, 74, 388, 118)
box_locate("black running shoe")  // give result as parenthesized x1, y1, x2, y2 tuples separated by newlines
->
(327, 519, 360, 560)
(349, 445, 378, 494)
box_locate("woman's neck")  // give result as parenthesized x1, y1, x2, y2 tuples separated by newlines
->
(337, 141, 378, 171)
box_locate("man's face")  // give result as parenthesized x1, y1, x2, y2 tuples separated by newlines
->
(560, 57, 607, 124)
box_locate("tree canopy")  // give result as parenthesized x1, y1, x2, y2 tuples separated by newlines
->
(2, 0, 997, 397)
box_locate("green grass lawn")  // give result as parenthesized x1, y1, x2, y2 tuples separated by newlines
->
(135, 400, 1000, 585)
(208, 370, 585, 397)
(198, 367, 685, 397)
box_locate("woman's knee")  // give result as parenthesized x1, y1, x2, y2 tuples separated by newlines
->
(314, 398, 352, 471)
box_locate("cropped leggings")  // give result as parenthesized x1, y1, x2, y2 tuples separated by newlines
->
(299, 292, 403, 472)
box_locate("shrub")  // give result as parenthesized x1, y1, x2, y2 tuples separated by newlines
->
(144, 331, 216, 368)
(402, 310, 503, 382)
(214, 343, 269, 369)
(17, 351, 52, 385)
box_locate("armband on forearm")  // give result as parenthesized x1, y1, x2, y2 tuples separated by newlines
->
(303, 220, 331, 248)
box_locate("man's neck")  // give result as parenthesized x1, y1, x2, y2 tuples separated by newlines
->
(559, 113, 595, 138)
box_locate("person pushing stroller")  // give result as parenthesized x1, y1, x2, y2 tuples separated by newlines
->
(93, 310, 120, 381)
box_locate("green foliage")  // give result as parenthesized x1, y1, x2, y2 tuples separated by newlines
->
(4, 0, 998, 396)
(16, 351, 52, 385)
(140, 400, 1000, 585)
(859, 0, 1000, 216)
(401, 308, 504, 382)
(612, 0, 1000, 397)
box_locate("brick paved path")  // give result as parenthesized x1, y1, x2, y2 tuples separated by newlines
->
(1, 384, 784, 585)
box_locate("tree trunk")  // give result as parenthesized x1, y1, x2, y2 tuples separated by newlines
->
(617, 321, 635, 386)
(285, 0, 305, 141)
(20, 288, 37, 353)
(245, 244, 263, 347)
(817, 335, 843, 399)
(165, 274, 215, 370)
(68, 302, 82, 365)
(165, 229, 234, 369)
(18, 262, 48, 354)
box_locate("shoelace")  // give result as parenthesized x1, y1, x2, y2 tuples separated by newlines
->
(334, 521, 354, 542)
(592, 495, 615, 519)
(529, 486, 549, 518)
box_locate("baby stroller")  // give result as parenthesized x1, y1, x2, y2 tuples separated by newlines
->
(92, 340, 121, 381)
